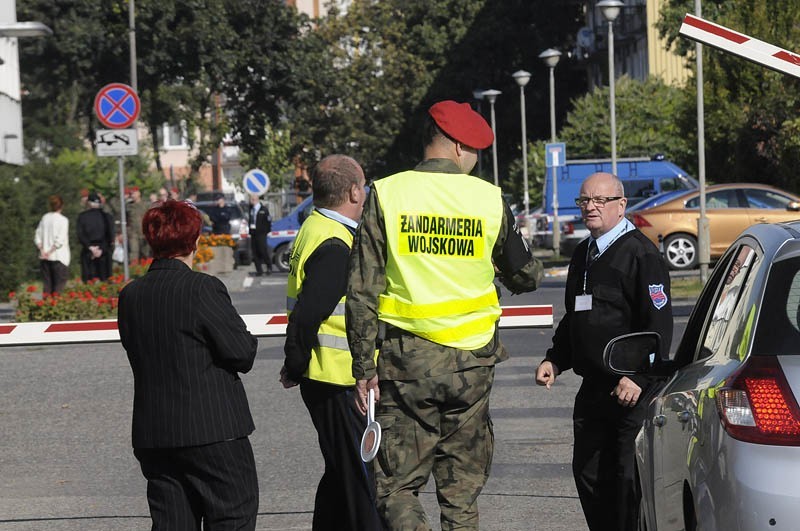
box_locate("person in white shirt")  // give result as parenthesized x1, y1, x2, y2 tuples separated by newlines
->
(34, 195, 71, 294)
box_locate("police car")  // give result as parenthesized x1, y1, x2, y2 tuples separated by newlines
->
(268, 196, 314, 272)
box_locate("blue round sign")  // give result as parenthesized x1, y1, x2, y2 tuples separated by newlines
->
(243, 169, 270, 196)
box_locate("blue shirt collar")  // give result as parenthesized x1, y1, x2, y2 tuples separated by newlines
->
(590, 217, 634, 254)
(316, 207, 359, 230)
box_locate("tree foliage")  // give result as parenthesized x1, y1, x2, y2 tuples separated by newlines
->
(657, 0, 800, 191)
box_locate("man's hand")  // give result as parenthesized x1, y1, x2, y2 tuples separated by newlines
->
(535, 360, 560, 389)
(355, 375, 379, 415)
(279, 365, 298, 389)
(611, 376, 641, 407)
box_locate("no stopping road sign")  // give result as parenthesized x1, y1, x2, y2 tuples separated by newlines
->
(94, 83, 141, 129)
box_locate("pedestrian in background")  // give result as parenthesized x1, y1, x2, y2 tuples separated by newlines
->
(118, 200, 259, 530)
(77, 191, 114, 281)
(209, 193, 232, 235)
(34, 194, 70, 294)
(535, 172, 673, 531)
(248, 194, 273, 276)
(126, 186, 149, 261)
(280, 155, 382, 531)
(346, 100, 544, 530)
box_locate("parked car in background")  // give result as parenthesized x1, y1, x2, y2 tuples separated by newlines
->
(604, 221, 800, 531)
(194, 201, 251, 266)
(267, 195, 314, 272)
(628, 183, 800, 270)
(559, 216, 589, 257)
(627, 189, 692, 213)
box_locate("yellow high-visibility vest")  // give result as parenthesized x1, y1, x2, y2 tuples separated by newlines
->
(286, 210, 356, 386)
(374, 170, 503, 350)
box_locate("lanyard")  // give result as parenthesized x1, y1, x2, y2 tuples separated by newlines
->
(582, 224, 630, 294)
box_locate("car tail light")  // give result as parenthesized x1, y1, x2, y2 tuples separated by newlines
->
(239, 221, 249, 240)
(716, 356, 800, 446)
(563, 222, 574, 235)
(630, 213, 652, 228)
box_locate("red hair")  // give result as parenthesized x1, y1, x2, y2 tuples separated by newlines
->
(143, 200, 203, 259)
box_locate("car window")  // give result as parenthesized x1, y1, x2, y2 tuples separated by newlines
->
(660, 176, 694, 192)
(685, 190, 741, 209)
(752, 256, 800, 356)
(697, 245, 757, 361)
(623, 179, 656, 204)
(742, 188, 794, 210)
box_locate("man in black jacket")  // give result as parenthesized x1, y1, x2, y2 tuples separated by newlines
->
(118, 200, 259, 530)
(536, 172, 673, 531)
(248, 194, 273, 275)
(77, 192, 114, 281)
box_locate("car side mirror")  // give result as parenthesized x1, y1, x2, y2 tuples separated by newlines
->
(787, 201, 800, 212)
(603, 332, 661, 375)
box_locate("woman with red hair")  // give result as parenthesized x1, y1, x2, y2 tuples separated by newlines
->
(118, 200, 260, 530)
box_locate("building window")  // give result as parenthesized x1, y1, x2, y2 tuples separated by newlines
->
(160, 122, 188, 149)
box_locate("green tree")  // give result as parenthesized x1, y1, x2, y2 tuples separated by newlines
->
(658, 0, 800, 192)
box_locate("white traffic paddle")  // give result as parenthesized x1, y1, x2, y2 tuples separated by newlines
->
(360, 388, 382, 463)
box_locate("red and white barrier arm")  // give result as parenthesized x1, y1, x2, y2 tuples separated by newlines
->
(679, 14, 800, 79)
(0, 304, 553, 347)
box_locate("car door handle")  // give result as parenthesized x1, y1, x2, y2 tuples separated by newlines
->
(753, 217, 768, 223)
(653, 415, 667, 427)
(677, 410, 691, 423)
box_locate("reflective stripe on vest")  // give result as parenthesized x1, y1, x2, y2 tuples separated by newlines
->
(285, 210, 356, 386)
(374, 170, 503, 350)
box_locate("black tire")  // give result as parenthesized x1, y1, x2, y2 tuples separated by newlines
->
(663, 233, 699, 270)
(273, 243, 291, 272)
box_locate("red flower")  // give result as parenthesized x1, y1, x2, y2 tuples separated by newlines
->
(26, 285, 37, 293)
(36, 300, 44, 307)
(8, 291, 15, 299)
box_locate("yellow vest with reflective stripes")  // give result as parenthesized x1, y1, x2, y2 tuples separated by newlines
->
(286, 210, 356, 386)
(374, 170, 503, 350)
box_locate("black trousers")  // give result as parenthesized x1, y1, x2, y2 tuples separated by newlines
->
(250, 235, 272, 274)
(80, 248, 111, 281)
(300, 379, 383, 531)
(134, 437, 259, 531)
(572, 380, 653, 531)
(40, 260, 69, 294)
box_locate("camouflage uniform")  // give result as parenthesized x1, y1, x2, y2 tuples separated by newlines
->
(347, 159, 543, 530)
(127, 199, 149, 260)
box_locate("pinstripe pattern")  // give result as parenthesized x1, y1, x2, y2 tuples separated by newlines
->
(135, 437, 259, 530)
(119, 259, 258, 448)
(120, 258, 260, 528)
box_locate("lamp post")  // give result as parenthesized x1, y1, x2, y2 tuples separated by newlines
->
(473, 88, 486, 178)
(482, 89, 501, 186)
(539, 48, 562, 253)
(0, 22, 53, 37)
(694, 0, 710, 284)
(598, 0, 623, 176)
(512, 70, 531, 216)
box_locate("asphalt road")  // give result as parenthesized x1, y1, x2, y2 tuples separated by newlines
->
(0, 271, 690, 531)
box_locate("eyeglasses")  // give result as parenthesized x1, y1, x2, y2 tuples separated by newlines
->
(574, 196, 623, 208)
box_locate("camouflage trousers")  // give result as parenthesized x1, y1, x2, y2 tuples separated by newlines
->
(375, 366, 495, 531)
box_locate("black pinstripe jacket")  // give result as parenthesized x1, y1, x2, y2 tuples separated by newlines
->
(119, 258, 258, 448)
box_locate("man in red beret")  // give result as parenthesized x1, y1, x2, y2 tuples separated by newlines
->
(346, 100, 544, 530)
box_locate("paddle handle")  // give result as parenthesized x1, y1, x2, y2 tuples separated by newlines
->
(367, 388, 375, 423)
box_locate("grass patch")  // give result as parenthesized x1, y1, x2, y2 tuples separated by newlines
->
(671, 277, 703, 299)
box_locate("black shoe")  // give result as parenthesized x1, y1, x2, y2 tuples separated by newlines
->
(254, 272, 263, 277)
(266, 269, 272, 275)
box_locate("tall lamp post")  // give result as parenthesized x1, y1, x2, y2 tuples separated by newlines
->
(695, 0, 710, 283)
(482, 89, 501, 186)
(598, 0, 623, 176)
(539, 48, 562, 253)
(473, 88, 486, 178)
(512, 71, 531, 216)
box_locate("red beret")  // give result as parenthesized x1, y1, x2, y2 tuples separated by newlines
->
(428, 100, 493, 150)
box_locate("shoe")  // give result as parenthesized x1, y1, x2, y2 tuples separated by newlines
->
(266, 269, 272, 275)
(255, 272, 263, 277)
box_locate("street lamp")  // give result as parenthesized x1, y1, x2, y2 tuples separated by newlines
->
(512, 70, 531, 216)
(598, 0, 623, 176)
(695, 0, 710, 283)
(482, 89, 501, 186)
(473, 88, 486, 178)
(0, 22, 53, 37)
(539, 48, 562, 253)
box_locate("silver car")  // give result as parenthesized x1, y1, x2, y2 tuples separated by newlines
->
(606, 220, 800, 531)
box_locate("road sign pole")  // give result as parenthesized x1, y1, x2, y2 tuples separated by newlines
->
(552, 165, 560, 254)
(117, 156, 130, 281)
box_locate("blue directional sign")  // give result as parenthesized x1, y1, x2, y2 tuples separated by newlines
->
(243, 169, 270, 196)
(94, 83, 140, 129)
(545, 142, 566, 168)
